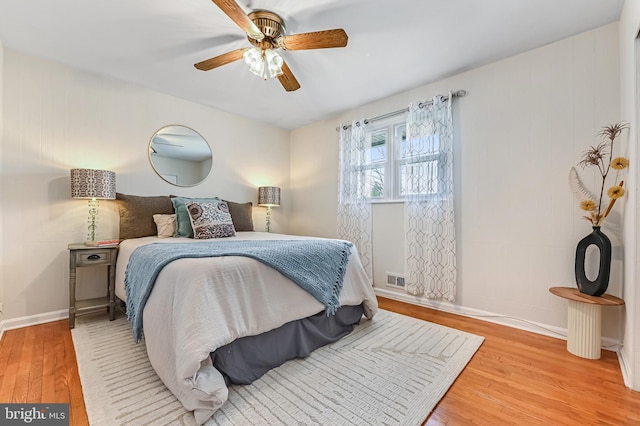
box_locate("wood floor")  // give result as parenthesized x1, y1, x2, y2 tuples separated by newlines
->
(0, 319, 88, 425)
(1, 297, 639, 425)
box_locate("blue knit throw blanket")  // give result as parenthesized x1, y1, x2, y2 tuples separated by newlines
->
(125, 239, 353, 342)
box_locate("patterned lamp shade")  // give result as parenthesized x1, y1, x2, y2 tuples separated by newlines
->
(70, 169, 116, 199)
(258, 186, 280, 207)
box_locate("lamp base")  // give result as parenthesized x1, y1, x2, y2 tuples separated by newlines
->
(87, 198, 99, 242)
(265, 206, 272, 232)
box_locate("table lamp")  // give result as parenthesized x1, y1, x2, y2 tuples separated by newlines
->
(70, 168, 116, 241)
(258, 186, 280, 232)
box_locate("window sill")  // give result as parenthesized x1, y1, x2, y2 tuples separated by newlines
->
(370, 199, 405, 205)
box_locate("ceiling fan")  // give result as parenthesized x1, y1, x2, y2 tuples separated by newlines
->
(194, 0, 348, 92)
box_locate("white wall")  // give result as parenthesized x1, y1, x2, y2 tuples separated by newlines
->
(1, 49, 291, 321)
(290, 23, 622, 340)
(0, 40, 4, 320)
(619, 0, 640, 391)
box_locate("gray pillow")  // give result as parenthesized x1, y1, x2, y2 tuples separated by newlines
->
(116, 193, 174, 240)
(225, 201, 254, 232)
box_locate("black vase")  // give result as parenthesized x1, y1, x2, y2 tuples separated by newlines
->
(574, 226, 611, 296)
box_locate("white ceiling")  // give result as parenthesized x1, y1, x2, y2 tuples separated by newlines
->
(0, 0, 624, 129)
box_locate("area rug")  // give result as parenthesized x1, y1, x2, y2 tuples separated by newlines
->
(72, 309, 483, 426)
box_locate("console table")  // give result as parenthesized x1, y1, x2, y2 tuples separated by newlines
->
(549, 287, 624, 359)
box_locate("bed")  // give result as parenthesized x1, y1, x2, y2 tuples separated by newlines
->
(113, 194, 378, 424)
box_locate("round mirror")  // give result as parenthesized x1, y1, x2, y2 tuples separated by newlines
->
(148, 125, 212, 186)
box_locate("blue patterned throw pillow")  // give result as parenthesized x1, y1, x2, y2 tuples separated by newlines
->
(185, 200, 236, 239)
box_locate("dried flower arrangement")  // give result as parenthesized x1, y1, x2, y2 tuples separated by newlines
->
(569, 122, 629, 226)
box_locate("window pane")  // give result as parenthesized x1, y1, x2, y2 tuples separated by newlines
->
(400, 160, 438, 195)
(402, 133, 439, 159)
(396, 124, 407, 158)
(364, 128, 387, 198)
(367, 129, 387, 164)
(365, 167, 385, 198)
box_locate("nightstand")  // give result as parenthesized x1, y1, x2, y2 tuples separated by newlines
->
(68, 243, 118, 328)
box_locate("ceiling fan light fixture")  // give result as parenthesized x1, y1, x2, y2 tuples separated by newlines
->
(243, 47, 265, 77)
(243, 47, 283, 80)
(265, 49, 284, 78)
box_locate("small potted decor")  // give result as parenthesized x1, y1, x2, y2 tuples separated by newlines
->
(569, 122, 629, 296)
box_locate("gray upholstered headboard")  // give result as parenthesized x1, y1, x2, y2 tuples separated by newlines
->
(115, 193, 254, 240)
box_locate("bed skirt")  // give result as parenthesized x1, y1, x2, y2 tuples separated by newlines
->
(211, 304, 364, 385)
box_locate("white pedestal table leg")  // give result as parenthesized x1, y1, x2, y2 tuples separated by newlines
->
(567, 300, 601, 360)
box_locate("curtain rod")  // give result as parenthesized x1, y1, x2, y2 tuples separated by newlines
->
(336, 89, 467, 131)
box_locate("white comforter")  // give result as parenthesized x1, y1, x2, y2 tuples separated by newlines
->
(115, 232, 378, 424)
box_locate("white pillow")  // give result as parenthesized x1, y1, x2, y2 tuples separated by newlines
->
(153, 214, 176, 238)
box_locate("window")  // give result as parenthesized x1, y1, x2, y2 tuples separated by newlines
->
(362, 127, 388, 199)
(362, 116, 443, 201)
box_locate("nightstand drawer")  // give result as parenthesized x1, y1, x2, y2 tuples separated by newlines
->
(76, 250, 113, 266)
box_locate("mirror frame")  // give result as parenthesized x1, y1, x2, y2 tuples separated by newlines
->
(148, 124, 212, 187)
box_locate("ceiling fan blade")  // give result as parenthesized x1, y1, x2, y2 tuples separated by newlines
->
(278, 29, 348, 51)
(194, 48, 247, 71)
(210, 0, 264, 41)
(277, 61, 301, 92)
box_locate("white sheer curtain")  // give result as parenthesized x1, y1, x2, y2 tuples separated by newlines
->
(404, 95, 456, 300)
(337, 119, 373, 280)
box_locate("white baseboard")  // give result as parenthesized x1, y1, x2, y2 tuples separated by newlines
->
(374, 288, 622, 350)
(0, 309, 68, 340)
(617, 347, 635, 390)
